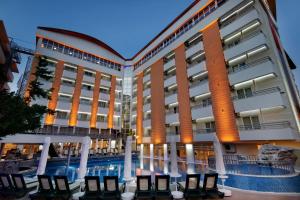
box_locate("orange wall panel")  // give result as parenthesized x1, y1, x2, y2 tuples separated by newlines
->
(175, 44, 194, 144)
(90, 71, 101, 128)
(136, 72, 144, 144)
(45, 60, 64, 125)
(107, 76, 116, 129)
(69, 66, 84, 126)
(202, 21, 239, 142)
(150, 59, 166, 144)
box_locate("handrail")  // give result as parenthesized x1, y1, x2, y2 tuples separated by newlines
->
(238, 121, 291, 131)
(228, 56, 272, 74)
(232, 87, 280, 101)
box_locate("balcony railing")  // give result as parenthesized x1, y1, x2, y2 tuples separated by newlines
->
(228, 56, 271, 74)
(193, 128, 216, 134)
(238, 121, 291, 131)
(232, 87, 281, 101)
(189, 79, 208, 88)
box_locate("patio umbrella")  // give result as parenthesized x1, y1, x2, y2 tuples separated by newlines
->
(213, 133, 226, 175)
(123, 136, 132, 181)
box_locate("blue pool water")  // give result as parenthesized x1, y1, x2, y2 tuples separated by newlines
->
(25, 157, 300, 193)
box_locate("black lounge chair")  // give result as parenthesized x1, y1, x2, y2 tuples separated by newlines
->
(79, 176, 102, 200)
(0, 173, 15, 198)
(54, 175, 80, 200)
(102, 176, 121, 200)
(202, 173, 224, 199)
(135, 175, 153, 200)
(179, 174, 204, 200)
(29, 175, 56, 200)
(11, 173, 38, 199)
(154, 175, 173, 200)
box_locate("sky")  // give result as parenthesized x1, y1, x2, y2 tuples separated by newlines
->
(0, 0, 299, 92)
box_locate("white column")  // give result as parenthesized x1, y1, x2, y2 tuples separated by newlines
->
(78, 136, 91, 179)
(150, 144, 154, 172)
(170, 141, 179, 175)
(59, 143, 64, 157)
(108, 139, 111, 153)
(186, 144, 195, 174)
(36, 137, 51, 175)
(163, 144, 168, 174)
(124, 136, 132, 180)
(140, 144, 144, 169)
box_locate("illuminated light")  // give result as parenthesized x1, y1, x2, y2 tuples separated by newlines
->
(61, 77, 76, 82)
(145, 68, 151, 73)
(228, 54, 247, 66)
(242, 21, 261, 33)
(169, 102, 178, 107)
(220, 0, 255, 22)
(224, 32, 241, 43)
(132, 114, 136, 117)
(82, 82, 94, 87)
(69, 52, 73, 55)
(167, 67, 176, 74)
(234, 73, 275, 89)
(80, 96, 93, 100)
(53, 47, 57, 50)
(168, 84, 177, 90)
(194, 92, 211, 100)
(99, 100, 108, 103)
(195, 116, 214, 122)
(254, 73, 276, 82)
(132, 101, 137, 104)
(165, 52, 175, 59)
(97, 114, 107, 116)
(55, 109, 70, 113)
(261, 106, 285, 112)
(170, 122, 179, 126)
(78, 111, 91, 115)
(150, 144, 154, 172)
(146, 110, 151, 113)
(39, 145, 43, 151)
(58, 92, 72, 97)
(188, 33, 202, 44)
(239, 109, 260, 116)
(102, 74, 110, 78)
(84, 69, 96, 74)
(234, 80, 253, 89)
(192, 71, 208, 80)
(146, 95, 151, 99)
(113, 115, 120, 118)
(247, 45, 268, 57)
(97, 61, 100, 64)
(190, 51, 205, 62)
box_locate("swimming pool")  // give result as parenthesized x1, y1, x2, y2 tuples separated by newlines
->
(24, 157, 300, 193)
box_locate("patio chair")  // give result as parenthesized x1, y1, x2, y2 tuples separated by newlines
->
(202, 173, 224, 199)
(102, 176, 121, 200)
(0, 173, 14, 198)
(79, 176, 102, 200)
(54, 175, 80, 200)
(178, 174, 204, 200)
(154, 175, 172, 200)
(135, 175, 154, 200)
(11, 173, 38, 199)
(29, 175, 56, 200)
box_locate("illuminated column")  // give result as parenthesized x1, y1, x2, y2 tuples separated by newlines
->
(202, 20, 239, 142)
(174, 44, 193, 144)
(107, 76, 116, 128)
(90, 71, 101, 128)
(69, 66, 84, 126)
(150, 144, 154, 172)
(45, 61, 64, 124)
(140, 144, 144, 169)
(150, 59, 166, 144)
(163, 144, 168, 174)
(78, 136, 91, 179)
(136, 72, 144, 144)
(36, 137, 51, 175)
(186, 144, 195, 174)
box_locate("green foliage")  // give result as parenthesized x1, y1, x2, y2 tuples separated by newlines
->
(0, 56, 54, 136)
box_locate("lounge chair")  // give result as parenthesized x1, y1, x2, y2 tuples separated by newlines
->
(11, 173, 38, 199)
(102, 176, 121, 200)
(135, 175, 153, 200)
(79, 176, 102, 200)
(54, 175, 80, 200)
(154, 175, 173, 200)
(0, 173, 14, 198)
(179, 174, 204, 200)
(202, 173, 224, 199)
(29, 175, 56, 200)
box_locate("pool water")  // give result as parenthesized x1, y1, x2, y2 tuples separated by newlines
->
(25, 157, 300, 193)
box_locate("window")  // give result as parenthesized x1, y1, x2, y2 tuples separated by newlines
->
(84, 71, 95, 77)
(80, 98, 91, 105)
(58, 94, 71, 102)
(98, 101, 108, 108)
(202, 97, 212, 107)
(237, 87, 253, 99)
(64, 65, 77, 72)
(61, 79, 74, 86)
(205, 121, 216, 133)
(100, 87, 110, 94)
(78, 113, 89, 121)
(242, 116, 260, 130)
(97, 115, 106, 122)
(82, 84, 93, 91)
(56, 111, 68, 119)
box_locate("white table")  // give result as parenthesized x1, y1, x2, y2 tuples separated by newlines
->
(171, 191, 184, 199)
(121, 192, 135, 200)
(170, 173, 182, 191)
(72, 192, 84, 200)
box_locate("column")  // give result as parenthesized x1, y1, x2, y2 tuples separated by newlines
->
(136, 72, 144, 144)
(90, 71, 101, 128)
(202, 20, 239, 142)
(107, 76, 116, 128)
(174, 44, 193, 144)
(69, 66, 84, 126)
(186, 144, 195, 174)
(36, 137, 51, 175)
(140, 144, 144, 169)
(78, 136, 91, 179)
(45, 61, 65, 124)
(150, 144, 154, 172)
(150, 59, 166, 144)
(163, 144, 168, 174)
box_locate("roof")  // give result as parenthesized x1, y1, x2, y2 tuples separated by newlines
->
(37, 26, 126, 60)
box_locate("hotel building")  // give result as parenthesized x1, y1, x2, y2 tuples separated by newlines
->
(22, 0, 300, 158)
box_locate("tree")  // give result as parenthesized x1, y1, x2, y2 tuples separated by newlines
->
(0, 56, 54, 137)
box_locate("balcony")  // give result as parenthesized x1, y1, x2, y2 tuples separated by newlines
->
(59, 84, 74, 94)
(191, 104, 213, 120)
(166, 113, 179, 124)
(143, 73, 150, 83)
(98, 107, 109, 115)
(83, 75, 95, 84)
(189, 80, 209, 98)
(165, 92, 177, 105)
(233, 87, 284, 113)
(81, 89, 93, 98)
(77, 120, 90, 128)
(56, 101, 71, 111)
(99, 93, 110, 101)
(239, 121, 296, 141)
(143, 103, 151, 112)
(193, 132, 215, 142)
(185, 42, 203, 59)
(187, 61, 206, 77)
(62, 70, 76, 79)
(224, 31, 267, 61)
(101, 79, 111, 87)
(78, 103, 91, 113)
(229, 58, 276, 86)
(97, 122, 108, 129)
(143, 88, 151, 97)
(143, 119, 151, 128)
(164, 75, 176, 88)
(220, 9, 259, 38)
(164, 58, 175, 71)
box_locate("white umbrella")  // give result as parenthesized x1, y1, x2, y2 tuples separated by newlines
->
(213, 133, 226, 175)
